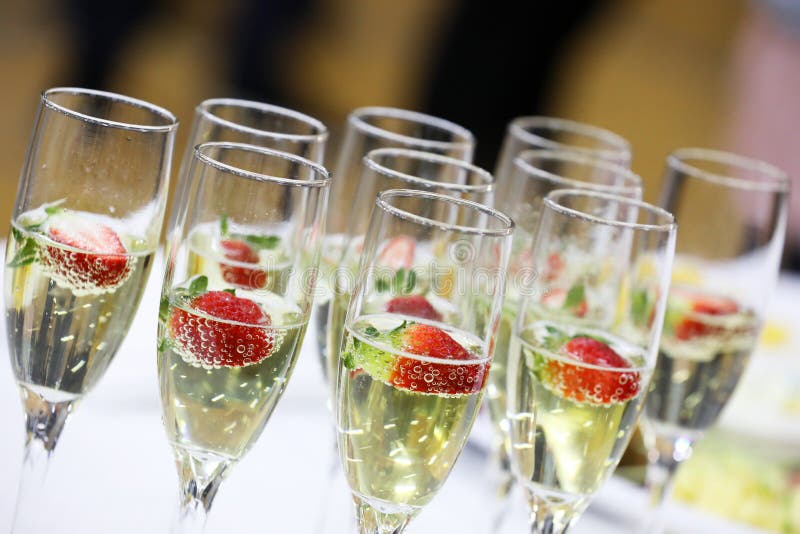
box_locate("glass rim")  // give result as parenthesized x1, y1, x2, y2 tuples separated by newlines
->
(514, 148, 642, 195)
(668, 147, 790, 193)
(364, 148, 494, 194)
(196, 98, 329, 143)
(376, 188, 514, 236)
(194, 142, 330, 188)
(509, 116, 631, 162)
(543, 188, 676, 232)
(41, 87, 178, 132)
(349, 106, 475, 151)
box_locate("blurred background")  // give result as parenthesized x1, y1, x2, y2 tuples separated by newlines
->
(0, 0, 799, 530)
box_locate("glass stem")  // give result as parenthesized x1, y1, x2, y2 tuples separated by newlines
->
(641, 433, 695, 534)
(171, 449, 232, 534)
(11, 386, 74, 534)
(525, 489, 580, 534)
(353, 495, 414, 534)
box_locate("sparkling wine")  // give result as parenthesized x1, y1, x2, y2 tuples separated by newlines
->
(338, 314, 485, 510)
(646, 290, 759, 437)
(5, 211, 155, 401)
(158, 225, 307, 460)
(508, 321, 649, 507)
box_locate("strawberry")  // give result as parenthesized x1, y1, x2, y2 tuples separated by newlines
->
(544, 252, 565, 282)
(669, 289, 739, 341)
(389, 323, 487, 395)
(169, 290, 273, 368)
(541, 286, 587, 317)
(540, 336, 640, 405)
(386, 295, 442, 321)
(41, 211, 132, 292)
(219, 239, 267, 289)
(378, 236, 414, 270)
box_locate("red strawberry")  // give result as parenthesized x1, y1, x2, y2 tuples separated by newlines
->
(389, 323, 486, 395)
(672, 290, 738, 341)
(378, 236, 414, 270)
(220, 239, 267, 289)
(542, 336, 640, 404)
(169, 290, 273, 367)
(42, 213, 132, 292)
(544, 252, 565, 282)
(542, 287, 587, 317)
(386, 295, 442, 321)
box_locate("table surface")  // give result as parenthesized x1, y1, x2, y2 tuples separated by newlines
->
(0, 245, 784, 534)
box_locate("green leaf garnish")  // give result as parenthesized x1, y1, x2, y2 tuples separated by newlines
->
(11, 227, 23, 242)
(343, 351, 356, 370)
(44, 198, 66, 216)
(389, 320, 408, 335)
(365, 326, 379, 337)
(157, 337, 172, 352)
(7, 238, 38, 268)
(159, 295, 171, 323)
(240, 234, 280, 249)
(564, 284, 585, 309)
(223, 288, 236, 296)
(220, 214, 229, 236)
(353, 337, 361, 349)
(188, 275, 208, 297)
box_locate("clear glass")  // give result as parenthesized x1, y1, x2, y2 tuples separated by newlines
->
(336, 189, 513, 533)
(640, 148, 789, 533)
(319, 108, 475, 371)
(3, 87, 177, 533)
(485, 150, 642, 521)
(156, 142, 330, 533)
(323, 148, 495, 384)
(507, 189, 676, 533)
(494, 116, 631, 216)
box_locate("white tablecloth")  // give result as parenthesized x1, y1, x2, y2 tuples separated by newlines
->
(0, 247, 772, 533)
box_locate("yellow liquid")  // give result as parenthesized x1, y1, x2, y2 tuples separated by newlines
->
(508, 321, 649, 501)
(337, 315, 484, 510)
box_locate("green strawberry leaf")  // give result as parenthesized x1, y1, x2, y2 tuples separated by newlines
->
(188, 275, 208, 297)
(157, 337, 172, 352)
(7, 238, 38, 268)
(220, 213, 229, 236)
(343, 351, 356, 370)
(564, 283, 585, 309)
(389, 320, 408, 335)
(365, 326, 379, 337)
(223, 288, 236, 296)
(159, 295, 171, 323)
(44, 198, 66, 216)
(239, 234, 280, 250)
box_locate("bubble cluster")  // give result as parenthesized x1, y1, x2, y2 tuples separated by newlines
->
(39, 240, 135, 296)
(540, 357, 640, 406)
(168, 292, 282, 369)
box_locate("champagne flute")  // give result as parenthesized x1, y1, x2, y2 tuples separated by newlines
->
(318, 107, 474, 365)
(336, 189, 513, 533)
(157, 142, 329, 533)
(641, 148, 790, 533)
(324, 147, 495, 385)
(494, 116, 631, 211)
(484, 150, 642, 512)
(4, 87, 177, 533)
(507, 189, 676, 533)
(171, 98, 328, 238)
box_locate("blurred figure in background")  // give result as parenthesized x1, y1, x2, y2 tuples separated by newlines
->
(422, 0, 606, 170)
(728, 0, 800, 270)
